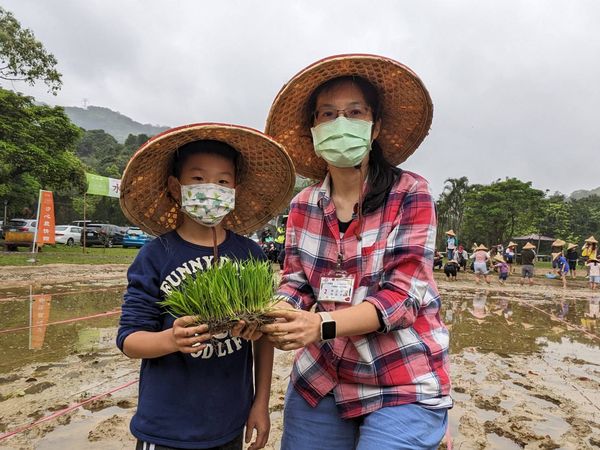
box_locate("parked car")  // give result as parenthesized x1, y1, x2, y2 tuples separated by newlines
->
(55, 225, 82, 246)
(1, 218, 38, 250)
(80, 224, 126, 247)
(122, 227, 153, 248)
(71, 220, 93, 227)
(3, 218, 37, 233)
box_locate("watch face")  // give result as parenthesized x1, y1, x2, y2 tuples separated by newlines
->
(322, 320, 336, 340)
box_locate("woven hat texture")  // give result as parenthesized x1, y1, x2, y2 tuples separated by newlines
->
(265, 54, 433, 179)
(120, 123, 296, 236)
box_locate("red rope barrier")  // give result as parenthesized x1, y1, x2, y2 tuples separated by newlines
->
(0, 378, 138, 442)
(0, 309, 121, 334)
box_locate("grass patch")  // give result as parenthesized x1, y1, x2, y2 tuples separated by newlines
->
(0, 245, 139, 266)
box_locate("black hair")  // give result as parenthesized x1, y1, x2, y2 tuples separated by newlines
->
(307, 75, 402, 215)
(171, 139, 241, 180)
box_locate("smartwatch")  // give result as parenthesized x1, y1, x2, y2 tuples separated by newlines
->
(318, 311, 336, 341)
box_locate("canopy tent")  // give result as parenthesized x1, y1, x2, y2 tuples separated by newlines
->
(512, 234, 554, 253)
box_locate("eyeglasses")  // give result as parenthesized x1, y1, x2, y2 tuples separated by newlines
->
(313, 104, 372, 124)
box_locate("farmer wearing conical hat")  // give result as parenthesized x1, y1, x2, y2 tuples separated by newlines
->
(471, 244, 491, 285)
(117, 124, 295, 450)
(520, 242, 537, 286)
(552, 252, 569, 289)
(493, 254, 509, 285)
(582, 236, 598, 263)
(505, 241, 517, 273)
(446, 229, 457, 260)
(261, 54, 450, 448)
(566, 243, 579, 279)
(586, 256, 600, 290)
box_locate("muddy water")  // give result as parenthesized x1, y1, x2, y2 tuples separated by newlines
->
(1, 284, 599, 449)
(0, 287, 124, 374)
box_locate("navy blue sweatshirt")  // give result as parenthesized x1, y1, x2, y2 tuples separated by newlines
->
(117, 230, 265, 449)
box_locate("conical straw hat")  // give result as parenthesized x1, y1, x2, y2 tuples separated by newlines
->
(120, 123, 296, 236)
(585, 236, 598, 244)
(445, 230, 456, 236)
(507, 241, 517, 248)
(551, 252, 561, 260)
(475, 244, 488, 251)
(493, 254, 505, 264)
(567, 243, 578, 250)
(265, 54, 433, 179)
(552, 239, 566, 247)
(522, 242, 536, 250)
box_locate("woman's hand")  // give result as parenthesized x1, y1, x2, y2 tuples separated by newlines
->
(261, 308, 322, 351)
(172, 316, 211, 353)
(231, 320, 263, 341)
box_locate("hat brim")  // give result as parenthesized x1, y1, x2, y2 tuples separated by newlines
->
(120, 123, 296, 236)
(265, 54, 433, 179)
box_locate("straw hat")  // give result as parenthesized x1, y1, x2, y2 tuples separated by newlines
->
(475, 244, 488, 251)
(445, 230, 456, 236)
(507, 241, 517, 248)
(120, 123, 296, 236)
(567, 243, 578, 251)
(522, 242, 536, 250)
(493, 254, 505, 264)
(552, 239, 566, 247)
(551, 252, 561, 260)
(585, 236, 598, 244)
(265, 54, 433, 179)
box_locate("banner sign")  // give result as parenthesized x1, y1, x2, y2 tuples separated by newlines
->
(36, 190, 55, 245)
(29, 294, 52, 350)
(86, 173, 121, 198)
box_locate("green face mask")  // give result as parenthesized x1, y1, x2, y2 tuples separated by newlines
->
(311, 117, 372, 168)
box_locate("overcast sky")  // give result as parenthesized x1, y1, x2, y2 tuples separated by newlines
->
(4, 0, 599, 197)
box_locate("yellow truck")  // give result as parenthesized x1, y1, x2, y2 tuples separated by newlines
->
(2, 231, 38, 251)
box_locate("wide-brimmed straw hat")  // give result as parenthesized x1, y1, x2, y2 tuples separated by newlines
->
(120, 123, 296, 236)
(585, 236, 598, 244)
(475, 244, 488, 251)
(507, 241, 517, 248)
(567, 243, 578, 250)
(551, 252, 562, 260)
(493, 254, 505, 264)
(265, 54, 433, 179)
(445, 230, 456, 236)
(552, 239, 566, 247)
(523, 242, 536, 250)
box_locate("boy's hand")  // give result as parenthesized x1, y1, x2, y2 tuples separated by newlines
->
(172, 316, 211, 353)
(231, 320, 263, 341)
(245, 402, 270, 450)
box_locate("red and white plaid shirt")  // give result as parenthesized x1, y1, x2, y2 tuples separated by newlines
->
(277, 170, 451, 419)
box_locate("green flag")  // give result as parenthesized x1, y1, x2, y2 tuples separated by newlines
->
(86, 173, 121, 198)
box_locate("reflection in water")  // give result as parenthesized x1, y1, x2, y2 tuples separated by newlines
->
(0, 287, 122, 373)
(441, 292, 599, 355)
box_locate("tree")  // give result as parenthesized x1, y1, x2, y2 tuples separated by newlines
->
(0, 88, 85, 218)
(461, 178, 545, 246)
(435, 176, 471, 247)
(0, 6, 62, 94)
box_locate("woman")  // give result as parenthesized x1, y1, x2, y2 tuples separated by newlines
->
(471, 244, 491, 285)
(261, 55, 451, 449)
(566, 243, 579, 279)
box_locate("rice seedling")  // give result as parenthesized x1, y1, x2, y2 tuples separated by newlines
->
(159, 258, 277, 334)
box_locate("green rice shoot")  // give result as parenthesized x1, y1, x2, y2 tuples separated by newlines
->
(159, 258, 277, 333)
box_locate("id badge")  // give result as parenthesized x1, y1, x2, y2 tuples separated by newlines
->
(318, 272, 355, 303)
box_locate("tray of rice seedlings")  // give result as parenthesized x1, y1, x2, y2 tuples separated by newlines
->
(159, 258, 277, 334)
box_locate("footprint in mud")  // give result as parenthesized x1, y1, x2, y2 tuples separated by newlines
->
(472, 394, 504, 412)
(24, 381, 55, 395)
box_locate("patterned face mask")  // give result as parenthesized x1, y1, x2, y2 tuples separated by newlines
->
(180, 183, 235, 227)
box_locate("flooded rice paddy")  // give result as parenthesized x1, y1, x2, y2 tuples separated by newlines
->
(0, 279, 599, 449)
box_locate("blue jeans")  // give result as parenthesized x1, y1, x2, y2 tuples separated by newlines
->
(281, 385, 448, 450)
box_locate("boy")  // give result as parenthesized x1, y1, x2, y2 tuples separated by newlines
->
(117, 124, 295, 450)
(493, 254, 509, 284)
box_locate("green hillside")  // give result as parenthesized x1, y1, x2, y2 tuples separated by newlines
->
(64, 105, 168, 143)
(571, 186, 600, 200)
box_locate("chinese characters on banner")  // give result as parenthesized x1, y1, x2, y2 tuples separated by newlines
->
(36, 190, 55, 245)
(29, 294, 52, 350)
(85, 173, 121, 198)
